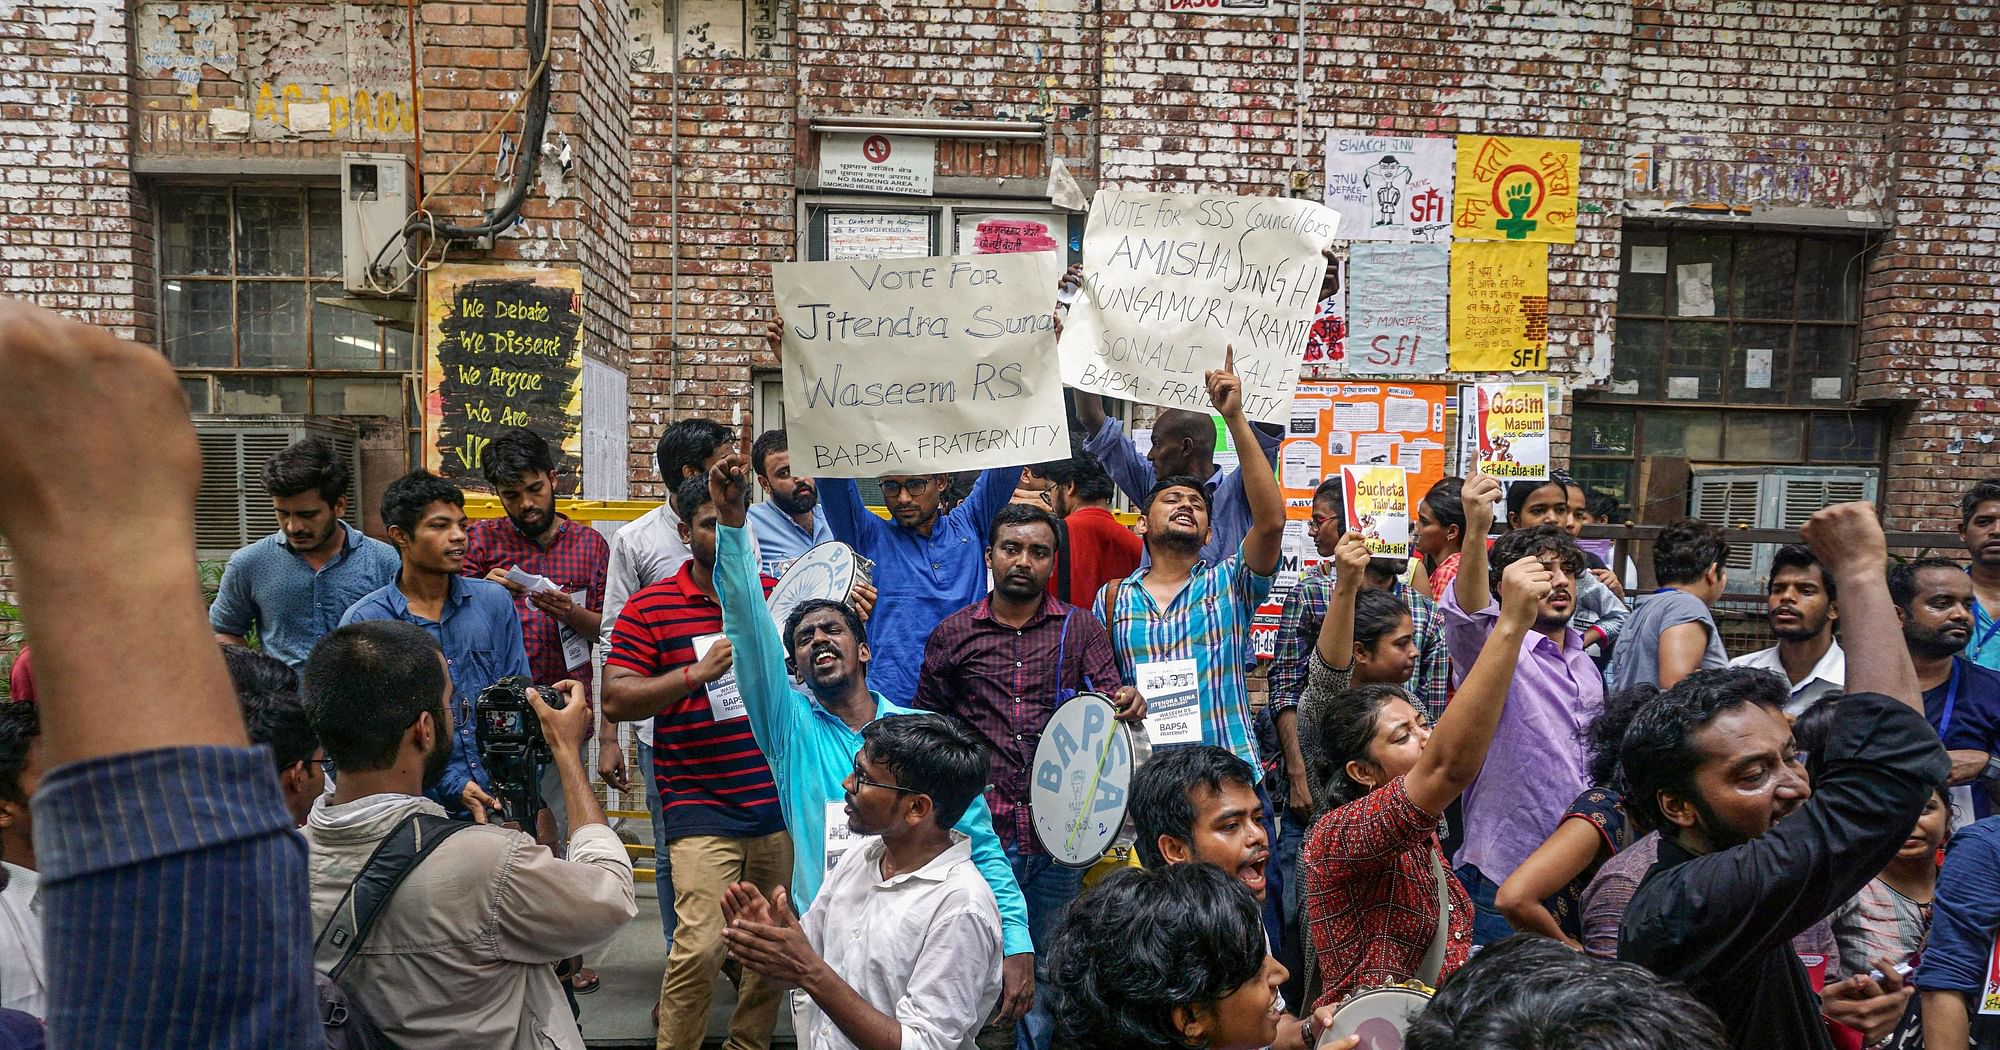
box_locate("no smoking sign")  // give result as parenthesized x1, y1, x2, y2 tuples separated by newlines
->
(818, 132, 936, 197)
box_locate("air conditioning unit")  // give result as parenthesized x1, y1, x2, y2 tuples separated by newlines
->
(192, 417, 363, 558)
(1689, 466, 1879, 591)
(342, 151, 413, 296)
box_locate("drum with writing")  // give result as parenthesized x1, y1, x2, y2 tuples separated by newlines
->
(767, 541, 873, 641)
(1030, 692, 1134, 868)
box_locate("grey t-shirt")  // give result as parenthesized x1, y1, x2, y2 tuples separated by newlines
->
(1605, 588, 1728, 693)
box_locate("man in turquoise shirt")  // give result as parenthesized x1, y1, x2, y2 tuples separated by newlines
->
(1961, 480, 2000, 671)
(708, 453, 1039, 1030)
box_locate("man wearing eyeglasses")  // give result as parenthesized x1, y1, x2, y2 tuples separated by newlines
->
(721, 715, 1004, 1050)
(818, 467, 1023, 706)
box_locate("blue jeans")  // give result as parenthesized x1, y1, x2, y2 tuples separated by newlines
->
(1453, 862, 1514, 948)
(1005, 843, 1086, 1050)
(638, 740, 676, 948)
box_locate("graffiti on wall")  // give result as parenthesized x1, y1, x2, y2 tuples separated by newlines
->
(137, 2, 415, 144)
(137, 3, 239, 85)
(1626, 138, 1885, 211)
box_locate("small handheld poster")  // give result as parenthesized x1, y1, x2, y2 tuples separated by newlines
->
(1341, 464, 1413, 558)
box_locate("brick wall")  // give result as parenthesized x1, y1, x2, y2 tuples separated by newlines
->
(2, 0, 147, 337)
(626, 0, 796, 498)
(1098, 2, 1635, 462)
(1861, 1, 2000, 530)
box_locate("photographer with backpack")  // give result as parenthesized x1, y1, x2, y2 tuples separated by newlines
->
(301, 621, 636, 1050)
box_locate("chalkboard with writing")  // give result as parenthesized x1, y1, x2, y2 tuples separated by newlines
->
(425, 264, 585, 492)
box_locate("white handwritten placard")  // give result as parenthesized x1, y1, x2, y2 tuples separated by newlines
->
(1323, 134, 1455, 243)
(1058, 190, 1338, 425)
(774, 251, 1069, 477)
(1345, 242, 1449, 375)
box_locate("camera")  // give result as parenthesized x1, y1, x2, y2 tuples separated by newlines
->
(474, 675, 564, 824)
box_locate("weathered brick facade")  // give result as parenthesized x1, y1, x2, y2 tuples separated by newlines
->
(0, 0, 1995, 549)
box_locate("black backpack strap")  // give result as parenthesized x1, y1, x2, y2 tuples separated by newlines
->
(314, 812, 474, 983)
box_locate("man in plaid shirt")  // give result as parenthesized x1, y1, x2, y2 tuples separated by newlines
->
(462, 428, 610, 847)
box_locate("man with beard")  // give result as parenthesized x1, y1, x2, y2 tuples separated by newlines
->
(301, 620, 635, 1050)
(1440, 472, 1602, 946)
(1618, 502, 1949, 1050)
(1891, 558, 2000, 824)
(1730, 544, 1845, 716)
(342, 470, 529, 823)
(747, 429, 834, 577)
(708, 451, 1041, 1035)
(210, 436, 399, 667)
(914, 502, 1144, 1050)
(603, 475, 790, 1050)
(1096, 351, 1285, 946)
(463, 428, 610, 851)
(1071, 392, 1284, 568)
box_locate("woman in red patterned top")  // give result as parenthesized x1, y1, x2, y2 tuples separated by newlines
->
(1299, 529, 1550, 1009)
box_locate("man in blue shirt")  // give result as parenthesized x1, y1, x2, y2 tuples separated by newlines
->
(209, 436, 400, 666)
(342, 469, 530, 822)
(1892, 557, 2000, 824)
(708, 452, 1040, 1032)
(746, 428, 834, 577)
(1916, 816, 2000, 1049)
(1072, 389, 1283, 567)
(819, 465, 1019, 705)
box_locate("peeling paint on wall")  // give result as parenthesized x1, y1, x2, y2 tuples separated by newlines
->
(1626, 139, 1884, 210)
(136, 3, 239, 87)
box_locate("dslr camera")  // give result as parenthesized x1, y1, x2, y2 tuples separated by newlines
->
(474, 675, 565, 824)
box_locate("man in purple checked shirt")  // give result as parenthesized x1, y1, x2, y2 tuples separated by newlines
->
(1438, 471, 1603, 947)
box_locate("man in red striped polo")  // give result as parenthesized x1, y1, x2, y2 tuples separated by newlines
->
(604, 475, 789, 1050)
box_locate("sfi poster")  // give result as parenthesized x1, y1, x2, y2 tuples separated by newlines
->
(1449, 241, 1551, 372)
(424, 263, 584, 492)
(1343, 465, 1413, 558)
(1323, 133, 1454, 243)
(1345, 243, 1448, 375)
(1452, 135, 1582, 244)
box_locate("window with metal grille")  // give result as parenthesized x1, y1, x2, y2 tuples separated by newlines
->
(1572, 226, 1882, 512)
(156, 185, 413, 420)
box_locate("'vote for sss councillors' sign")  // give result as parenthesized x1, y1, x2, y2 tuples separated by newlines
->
(771, 251, 1070, 478)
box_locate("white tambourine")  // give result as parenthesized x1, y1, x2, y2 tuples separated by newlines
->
(1319, 982, 1434, 1050)
(1030, 692, 1134, 868)
(767, 541, 873, 641)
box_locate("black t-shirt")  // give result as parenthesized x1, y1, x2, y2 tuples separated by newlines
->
(1619, 692, 1951, 1050)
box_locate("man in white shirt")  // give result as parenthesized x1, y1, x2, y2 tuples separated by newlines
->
(0, 700, 45, 1018)
(721, 713, 1002, 1050)
(1729, 543, 1845, 716)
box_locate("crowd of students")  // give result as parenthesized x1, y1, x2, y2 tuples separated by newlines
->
(4, 294, 2000, 1050)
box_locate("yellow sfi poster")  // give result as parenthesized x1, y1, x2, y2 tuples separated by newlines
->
(1452, 136, 1582, 244)
(1449, 241, 1550, 372)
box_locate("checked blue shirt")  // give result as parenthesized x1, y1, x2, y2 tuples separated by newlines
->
(1094, 546, 1273, 780)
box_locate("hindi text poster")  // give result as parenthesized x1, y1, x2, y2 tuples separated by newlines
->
(1453, 135, 1582, 244)
(1448, 241, 1550, 372)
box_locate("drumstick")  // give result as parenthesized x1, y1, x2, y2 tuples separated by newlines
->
(1065, 713, 1122, 856)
